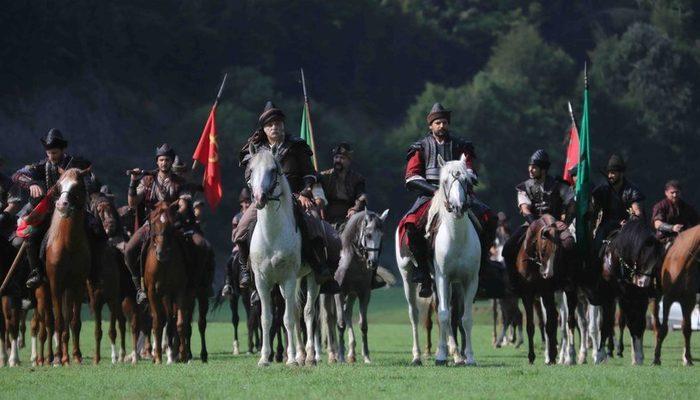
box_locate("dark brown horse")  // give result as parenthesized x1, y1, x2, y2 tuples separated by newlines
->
(144, 201, 190, 364)
(507, 214, 576, 364)
(0, 238, 29, 366)
(45, 168, 91, 365)
(652, 224, 700, 365)
(595, 219, 664, 365)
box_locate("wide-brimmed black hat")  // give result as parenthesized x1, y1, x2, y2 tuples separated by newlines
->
(258, 101, 285, 126)
(606, 153, 626, 172)
(528, 149, 551, 169)
(155, 143, 176, 160)
(331, 142, 353, 158)
(426, 103, 451, 125)
(40, 128, 68, 149)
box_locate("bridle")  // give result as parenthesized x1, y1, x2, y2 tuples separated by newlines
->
(354, 218, 382, 261)
(442, 170, 471, 214)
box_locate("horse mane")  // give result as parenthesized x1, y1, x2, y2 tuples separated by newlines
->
(249, 149, 292, 203)
(426, 159, 473, 225)
(612, 219, 655, 262)
(341, 210, 383, 247)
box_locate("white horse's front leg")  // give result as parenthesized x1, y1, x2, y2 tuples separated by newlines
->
(256, 276, 273, 367)
(589, 305, 605, 364)
(30, 334, 37, 366)
(555, 291, 567, 364)
(401, 267, 422, 365)
(9, 338, 20, 367)
(279, 277, 298, 366)
(304, 276, 320, 366)
(462, 276, 479, 366)
(434, 274, 453, 365)
(345, 295, 357, 363)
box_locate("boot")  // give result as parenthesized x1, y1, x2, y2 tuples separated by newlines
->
(407, 229, 432, 298)
(25, 242, 44, 289)
(371, 270, 386, 290)
(132, 276, 147, 305)
(237, 244, 251, 290)
(221, 275, 234, 298)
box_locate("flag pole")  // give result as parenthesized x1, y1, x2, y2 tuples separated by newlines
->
(567, 101, 577, 128)
(193, 73, 228, 171)
(300, 68, 319, 170)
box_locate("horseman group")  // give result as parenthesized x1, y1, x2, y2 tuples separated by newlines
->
(0, 100, 698, 368)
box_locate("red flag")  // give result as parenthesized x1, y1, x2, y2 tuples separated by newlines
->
(563, 122, 579, 185)
(192, 106, 223, 210)
(16, 193, 53, 238)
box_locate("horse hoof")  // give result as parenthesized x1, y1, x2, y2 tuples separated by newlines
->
(652, 359, 661, 366)
(454, 359, 466, 366)
(435, 359, 447, 366)
(410, 359, 422, 366)
(683, 359, 693, 367)
(577, 354, 587, 365)
(286, 360, 298, 367)
(305, 359, 317, 367)
(364, 357, 371, 364)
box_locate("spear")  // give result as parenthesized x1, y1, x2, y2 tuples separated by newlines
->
(192, 73, 228, 171)
(300, 68, 319, 170)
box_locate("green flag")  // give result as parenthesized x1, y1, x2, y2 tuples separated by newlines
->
(300, 101, 319, 171)
(575, 68, 591, 255)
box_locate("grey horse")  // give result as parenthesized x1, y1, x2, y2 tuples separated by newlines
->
(329, 209, 390, 363)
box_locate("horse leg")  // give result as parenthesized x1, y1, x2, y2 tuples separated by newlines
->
(107, 304, 118, 364)
(598, 299, 615, 365)
(116, 304, 127, 363)
(344, 294, 357, 363)
(303, 278, 320, 366)
(94, 297, 104, 365)
(616, 300, 625, 358)
(176, 296, 191, 364)
(256, 279, 273, 366)
(335, 293, 346, 363)
(462, 277, 479, 366)
(523, 294, 536, 364)
(278, 278, 298, 366)
(575, 298, 588, 364)
(622, 296, 646, 366)
(359, 291, 371, 364)
(198, 294, 208, 363)
(7, 300, 20, 366)
(0, 299, 6, 367)
(150, 295, 164, 364)
(653, 296, 670, 365)
(402, 275, 422, 365)
(555, 291, 567, 364)
(434, 274, 453, 366)
(539, 293, 557, 365)
(534, 297, 546, 347)
(680, 297, 694, 366)
(322, 294, 338, 363)
(492, 299, 498, 346)
(425, 300, 433, 356)
(19, 309, 26, 349)
(30, 312, 38, 366)
(70, 294, 83, 364)
(230, 294, 240, 355)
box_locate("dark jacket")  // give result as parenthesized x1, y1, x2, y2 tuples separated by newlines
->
(318, 168, 367, 224)
(12, 154, 93, 206)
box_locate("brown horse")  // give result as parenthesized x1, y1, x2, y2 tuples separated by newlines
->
(30, 283, 54, 366)
(45, 168, 91, 365)
(508, 214, 576, 364)
(0, 238, 30, 366)
(90, 196, 139, 364)
(144, 201, 190, 364)
(652, 224, 700, 366)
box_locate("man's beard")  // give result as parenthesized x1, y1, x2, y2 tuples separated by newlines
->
(608, 177, 619, 185)
(434, 128, 448, 137)
(333, 162, 344, 172)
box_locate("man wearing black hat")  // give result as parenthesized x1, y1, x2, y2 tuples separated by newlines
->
(398, 103, 495, 297)
(591, 153, 644, 251)
(234, 101, 338, 294)
(502, 149, 575, 266)
(317, 142, 367, 227)
(11, 129, 103, 289)
(222, 187, 252, 297)
(124, 143, 186, 304)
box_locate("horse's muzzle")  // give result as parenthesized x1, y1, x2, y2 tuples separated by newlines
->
(255, 193, 268, 209)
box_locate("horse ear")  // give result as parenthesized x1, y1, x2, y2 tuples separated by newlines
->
(379, 209, 389, 222)
(78, 166, 92, 177)
(460, 153, 467, 164)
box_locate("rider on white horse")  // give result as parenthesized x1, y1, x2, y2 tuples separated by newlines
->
(397, 103, 494, 298)
(233, 101, 339, 298)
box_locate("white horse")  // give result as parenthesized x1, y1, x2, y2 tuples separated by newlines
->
(248, 148, 320, 366)
(397, 155, 481, 365)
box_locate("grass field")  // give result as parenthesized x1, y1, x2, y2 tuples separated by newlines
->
(2, 288, 699, 399)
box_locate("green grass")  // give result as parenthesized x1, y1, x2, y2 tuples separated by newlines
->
(2, 288, 699, 399)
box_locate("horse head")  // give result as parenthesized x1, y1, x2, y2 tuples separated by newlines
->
(149, 201, 177, 262)
(438, 154, 475, 218)
(249, 149, 285, 210)
(95, 198, 119, 237)
(55, 168, 90, 217)
(356, 209, 389, 270)
(608, 220, 663, 288)
(528, 215, 572, 279)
